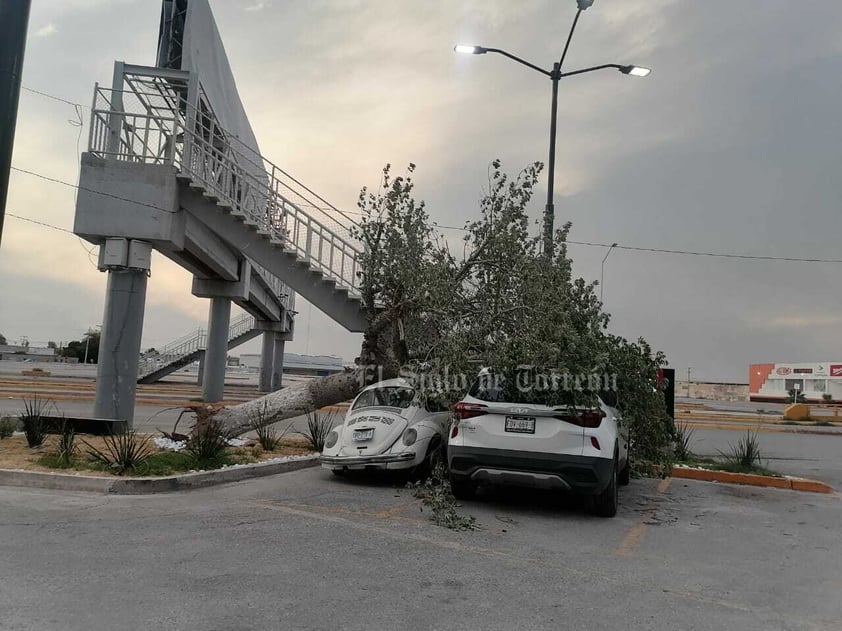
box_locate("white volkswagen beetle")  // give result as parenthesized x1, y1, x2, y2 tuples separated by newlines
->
(320, 379, 449, 478)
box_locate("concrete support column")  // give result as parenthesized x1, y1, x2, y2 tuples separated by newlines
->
(259, 332, 274, 393)
(93, 269, 149, 424)
(196, 350, 206, 386)
(202, 297, 231, 403)
(271, 334, 285, 391)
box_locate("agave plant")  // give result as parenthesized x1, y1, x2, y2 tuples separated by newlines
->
(84, 431, 154, 475)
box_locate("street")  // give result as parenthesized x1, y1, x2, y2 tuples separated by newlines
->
(1, 467, 839, 630)
(688, 427, 842, 488)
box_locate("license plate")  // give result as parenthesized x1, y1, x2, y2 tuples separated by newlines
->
(505, 416, 536, 434)
(352, 428, 374, 442)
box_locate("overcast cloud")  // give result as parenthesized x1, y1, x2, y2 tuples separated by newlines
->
(2, 0, 841, 382)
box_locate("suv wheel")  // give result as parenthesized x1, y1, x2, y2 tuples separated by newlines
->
(449, 475, 477, 500)
(592, 457, 619, 518)
(618, 457, 630, 486)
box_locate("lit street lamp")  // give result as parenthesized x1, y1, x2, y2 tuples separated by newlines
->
(600, 242, 618, 302)
(455, 2, 650, 258)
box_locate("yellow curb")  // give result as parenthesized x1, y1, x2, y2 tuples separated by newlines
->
(671, 467, 835, 494)
(790, 478, 836, 494)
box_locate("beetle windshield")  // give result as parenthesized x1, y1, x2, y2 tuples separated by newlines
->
(353, 386, 415, 410)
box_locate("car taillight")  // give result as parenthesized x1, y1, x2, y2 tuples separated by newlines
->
(450, 423, 459, 439)
(553, 409, 605, 428)
(454, 402, 488, 420)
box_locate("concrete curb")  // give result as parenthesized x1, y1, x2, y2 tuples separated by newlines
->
(0, 455, 320, 495)
(672, 466, 835, 494)
(678, 421, 842, 436)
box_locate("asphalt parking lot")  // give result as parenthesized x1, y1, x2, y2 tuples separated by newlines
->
(1, 467, 840, 631)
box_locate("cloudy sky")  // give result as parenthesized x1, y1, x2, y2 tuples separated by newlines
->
(2, 0, 842, 382)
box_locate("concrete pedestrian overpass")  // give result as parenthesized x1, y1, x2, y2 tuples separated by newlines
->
(73, 1, 366, 425)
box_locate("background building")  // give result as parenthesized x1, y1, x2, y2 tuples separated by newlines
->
(239, 353, 344, 377)
(750, 362, 842, 403)
(0, 345, 58, 362)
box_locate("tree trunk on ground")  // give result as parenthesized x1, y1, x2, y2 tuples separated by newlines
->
(212, 313, 402, 437)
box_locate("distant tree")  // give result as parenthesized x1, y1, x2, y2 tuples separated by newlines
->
(60, 329, 101, 363)
(47, 341, 58, 349)
(144, 347, 159, 356)
(0, 333, 6, 345)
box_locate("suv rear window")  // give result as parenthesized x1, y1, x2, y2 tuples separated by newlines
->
(353, 386, 415, 410)
(468, 371, 594, 407)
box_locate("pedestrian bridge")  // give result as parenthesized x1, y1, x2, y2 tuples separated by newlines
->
(74, 63, 367, 422)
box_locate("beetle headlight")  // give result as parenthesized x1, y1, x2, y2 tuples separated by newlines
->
(402, 428, 417, 446)
(325, 430, 339, 449)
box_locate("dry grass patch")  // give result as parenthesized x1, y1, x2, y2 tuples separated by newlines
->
(0, 434, 313, 476)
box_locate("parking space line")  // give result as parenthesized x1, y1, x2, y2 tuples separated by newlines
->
(614, 478, 672, 557)
(255, 499, 428, 525)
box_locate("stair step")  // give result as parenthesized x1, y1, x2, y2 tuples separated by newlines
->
(203, 192, 219, 203)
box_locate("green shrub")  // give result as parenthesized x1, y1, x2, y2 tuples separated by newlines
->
(720, 429, 762, 472)
(185, 416, 230, 468)
(673, 422, 695, 461)
(0, 416, 15, 439)
(84, 432, 154, 475)
(299, 409, 337, 452)
(54, 419, 77, 467)
(248, 400, 286, 451)
(19, 396, 51, 447)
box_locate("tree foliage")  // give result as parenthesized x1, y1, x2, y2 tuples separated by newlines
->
(60, 329, 100, 363)
(351, 160, 675, 472)
(217, 160, 676, 474)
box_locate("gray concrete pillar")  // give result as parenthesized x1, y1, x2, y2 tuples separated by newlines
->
(259, 332, 273, 393)
(93, 269, 148, 424)
(271, 335, 285, 391)
(196, 350, 206, 386)
(202, 297, 231, 403)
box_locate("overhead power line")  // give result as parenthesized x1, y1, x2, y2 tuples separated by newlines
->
(9, 165, 842, 265)
(564, 239, 842, 263)
(11, 166, 177, 214)
(6, 212, 73, 234)
(21, 85, 89, 109)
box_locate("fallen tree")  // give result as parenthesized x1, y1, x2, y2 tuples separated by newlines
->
(207, 161, 676, 471)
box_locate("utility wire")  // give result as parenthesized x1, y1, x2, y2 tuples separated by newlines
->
(10, 166, 177, 214)
(21, 85, 89, 109)
(564, 239, 842, 263)
(10, 166, 842, 265)
(6, 213, 73, 234)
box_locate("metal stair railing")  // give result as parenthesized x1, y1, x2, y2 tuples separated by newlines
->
(138, 313, 257, 379)
(88, 77, 363, 301)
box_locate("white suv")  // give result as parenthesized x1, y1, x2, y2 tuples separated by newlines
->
(447, 371, 629, 517)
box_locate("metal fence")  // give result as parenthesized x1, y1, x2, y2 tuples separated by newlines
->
(88, 76, 362, 298)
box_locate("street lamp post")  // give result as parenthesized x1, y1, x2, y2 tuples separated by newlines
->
(600, 242, 618, 302)
(455, 2, 650, 259)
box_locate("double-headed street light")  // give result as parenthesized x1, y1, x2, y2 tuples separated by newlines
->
(455, 2, 650, 259)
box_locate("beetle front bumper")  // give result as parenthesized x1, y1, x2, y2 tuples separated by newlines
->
(320, 452, 417, 468)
